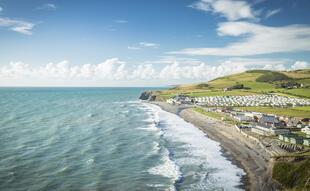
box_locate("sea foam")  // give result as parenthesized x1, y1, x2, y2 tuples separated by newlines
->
(143, 103, 245, 190)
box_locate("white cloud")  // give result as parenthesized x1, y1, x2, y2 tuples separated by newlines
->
(0, 6, 3, 12)
(265, 8, 281, 18)
(189, 0, 257, 21)
(0, 17, 35, 35)
(170, 22, 310, 56)
(1, 58, 306, 86)
(127, 46, 140, 50)
(128, 42, 160, 50)
(262, 64, 286, 71)
(145, 56, 204, 65)
(139, 42, 160, 48)
(0, 58, 243, 86)
(291, 61, 309, 70)
(0, 58, 127, 80)
(37, 3, 56, 11)
(114, 20, 128, 23)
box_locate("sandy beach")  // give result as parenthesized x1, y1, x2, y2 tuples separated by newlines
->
(152, 101, 281, 191)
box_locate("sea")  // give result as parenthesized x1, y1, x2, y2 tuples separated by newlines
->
(0, 87, 245, 191)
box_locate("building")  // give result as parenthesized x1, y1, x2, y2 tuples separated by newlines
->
(194, 95, 310, 107)
(279, 134, 294, 142)
(285, 118, 300, 127)
(233, 113, 253, 122)
(284, 135, 291, 143)
(290, 137, 304, 144)
(301, 118, 310, 126)
(166, 98, 175, 104)
(279, 134, 310, 146)
(259, 115, 279, 127)
(301, 127, 310, 135)
(252, 123, 289, 136)
(166, 95, 193, 105)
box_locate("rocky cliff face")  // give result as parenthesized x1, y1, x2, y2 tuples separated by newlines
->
(139, 91, 156, 101)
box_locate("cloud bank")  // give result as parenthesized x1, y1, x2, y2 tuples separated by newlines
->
(1, 58, 308, 86)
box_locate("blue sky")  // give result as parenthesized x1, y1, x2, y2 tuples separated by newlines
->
(0, 0, 310, 86)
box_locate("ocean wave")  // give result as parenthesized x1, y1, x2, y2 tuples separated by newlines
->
(148, 148, 182, 190)
(136, 123, 160, 132)
(143, 103, 245, 191)
(86, 158, 94, 165)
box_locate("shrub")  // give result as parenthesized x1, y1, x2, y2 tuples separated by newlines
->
(272, 158, 310, 190)
(256, 71, 290, 82)
(196, 83, 209, 88)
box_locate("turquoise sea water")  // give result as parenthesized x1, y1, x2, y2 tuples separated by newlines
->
(0, 88, 244, 191)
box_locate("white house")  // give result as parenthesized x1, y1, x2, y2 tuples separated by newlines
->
(166, 98, 175, 105)
(233, 114, 253, 122)
(252, 124, 289, 136)
(301, 127, 310, 135)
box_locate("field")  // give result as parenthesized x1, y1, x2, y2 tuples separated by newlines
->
(192, 107, 236, 124)
(283, 89, 310, 98)
(236, 106, 310, 118)
(155, 69, 310, 100)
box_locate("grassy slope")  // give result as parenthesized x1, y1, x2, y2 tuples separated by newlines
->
(273, 158, 310, 191)
(156, 69, 310, 100)
(192, 107, 236, 124)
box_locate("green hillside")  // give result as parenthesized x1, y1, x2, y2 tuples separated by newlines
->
(155, 69, 310, 100)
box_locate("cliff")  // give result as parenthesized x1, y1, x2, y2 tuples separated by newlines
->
(139, 91, 157, 101)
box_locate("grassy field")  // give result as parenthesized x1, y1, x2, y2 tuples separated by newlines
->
(192, 107, 236, 124)
(283, 89, 310, 98)
(272, 158, 310, 191)
(236, 106, 310, 118)
(155, 69, 310, 100)
(282, 69, 310, 79)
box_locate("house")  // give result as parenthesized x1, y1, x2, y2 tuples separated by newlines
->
(279, 134, 290, 142)
(290, 137, 304, 144)
(223, 87, 232, 92)
(233, 113, 253, 122)
(296, 121, 304, 128)
(279, 134, 309, 145)
(301, 118, 310, 126)
(252, 123, 289, 136)
(279, 134, 294, 142)
(168, 94, 194, 105)
(284, 135, 291, 142)
(301, 127, 310, 135)
(277, 120, 287, 128)
(285, 118, 300, 127)
(166, 98, 175, 105)
(234, 114, 251, 122)
(259, 115, 279, 127)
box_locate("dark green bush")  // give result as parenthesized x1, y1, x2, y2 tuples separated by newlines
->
(272, 159, 310, 190)
(256, 71, 290, 82)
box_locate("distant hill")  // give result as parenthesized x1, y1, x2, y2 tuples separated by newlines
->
(155, 69, 310, 100)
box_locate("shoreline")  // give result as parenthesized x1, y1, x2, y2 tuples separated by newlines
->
(151, 101, 280, 191)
